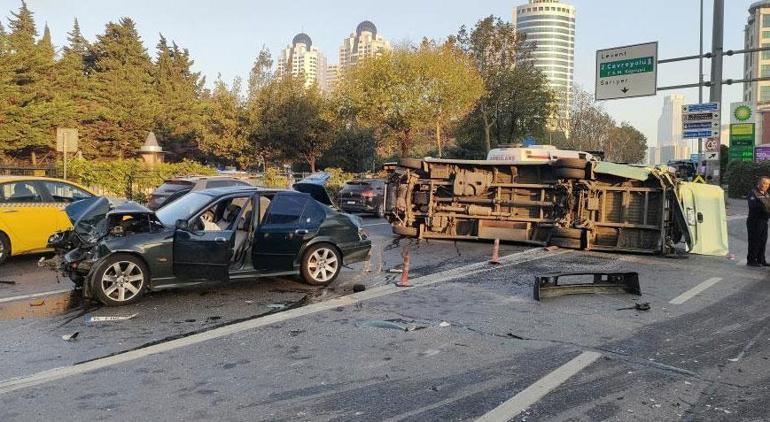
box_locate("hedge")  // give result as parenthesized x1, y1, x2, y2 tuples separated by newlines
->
(59, 159, 216, 202)
(725, 160, 770, 198)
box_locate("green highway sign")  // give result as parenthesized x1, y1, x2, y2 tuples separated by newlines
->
(595, 41, 658, 101)
(599, 57, 655, 78)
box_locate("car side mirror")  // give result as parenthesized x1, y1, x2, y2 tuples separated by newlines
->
(175, 219, 189, 231)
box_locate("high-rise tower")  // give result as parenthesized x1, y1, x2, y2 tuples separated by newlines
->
(277, 33, 329, 90)
(514, 0, 576, 123)
(338, 21, 391, 68)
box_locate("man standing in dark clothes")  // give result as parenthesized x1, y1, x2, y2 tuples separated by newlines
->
(747, 176, 770, 267)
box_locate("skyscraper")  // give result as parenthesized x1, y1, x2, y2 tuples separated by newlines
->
(513, 0, 576, 121)
(277, 33, 329, 90)
(656, 94, 689, 163)
(338, 21, 391, 68)
(743, 1, 770, 144)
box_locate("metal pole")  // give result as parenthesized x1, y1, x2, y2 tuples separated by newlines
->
(709, 0, 724, 185)
(697, 0, 704, 171)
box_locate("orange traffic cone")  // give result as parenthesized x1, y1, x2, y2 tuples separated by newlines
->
(490, 238, 500, 265)
(396, 244, 411, 287)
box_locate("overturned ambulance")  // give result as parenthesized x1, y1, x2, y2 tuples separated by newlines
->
(385, 146, 728, 256)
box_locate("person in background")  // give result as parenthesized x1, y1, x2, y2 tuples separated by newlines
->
(746, 176, 770, 267)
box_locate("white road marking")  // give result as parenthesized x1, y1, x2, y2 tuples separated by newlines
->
(0, 288, 73, 304)
(362, 222, 390, 228)
(0, 247, 569, 395)
(476, 351, 602, 422)
(669, 277, 723, 305)
(726, 215, 747, 222)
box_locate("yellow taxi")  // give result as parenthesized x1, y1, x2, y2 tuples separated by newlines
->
(0, 176, 95, 264)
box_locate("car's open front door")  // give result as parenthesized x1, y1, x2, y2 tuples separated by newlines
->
(173, 227, 234, 281)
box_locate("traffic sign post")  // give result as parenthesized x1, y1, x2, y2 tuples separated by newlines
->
(55, 128, 78, 180)
(595, 42, 658, 101)
(682, 103, 720, 183)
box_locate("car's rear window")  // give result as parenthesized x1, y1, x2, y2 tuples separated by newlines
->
(156, 180, 194, 193)
(342, 181, 371, 191)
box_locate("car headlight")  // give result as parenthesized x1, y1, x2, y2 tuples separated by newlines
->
(47, 231, 65, 245)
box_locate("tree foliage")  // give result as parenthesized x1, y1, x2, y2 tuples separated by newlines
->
(554, 86, 647, 164)
(335, 42, 483, 158)
(253, 75, 334, 171)
(152, 35, 207, 159)
(0, 1, 62, 159)
(199, 76, 250, 167)
(453, 15, 546, 153)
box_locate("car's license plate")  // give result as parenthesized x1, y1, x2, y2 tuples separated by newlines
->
(346, 201, 356, 205)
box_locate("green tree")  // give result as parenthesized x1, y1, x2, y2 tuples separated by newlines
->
(420, 39, 484, 157)
(319, 127, 378, 172)
(0, 21, 11, 160)
(247, 46, 273, 99)
(606, 122, 647, 163)
(334, 47, 434, 158)
(258, 75, 334, 171)
(555, 86, 615, 153)
(243, 47, 276, 169)
(86, 18, 157, 158)
(0, 1, 61, 160)
(554, 86, 647, 163)
(53, 19, 93, 134)
(453, 15, 535, 153)
(199, 76, 250, 167)
(153, 35, 207, 159)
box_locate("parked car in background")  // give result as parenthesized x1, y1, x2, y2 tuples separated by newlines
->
(668, 160, 697, 181)
(0, 176, 94, 264)
(48, 184, 371, 306)
(337, 179, 387, 218)
(147, 176, 252, 210)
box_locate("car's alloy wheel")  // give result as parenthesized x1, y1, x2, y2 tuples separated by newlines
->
(301, 245, 341, 286)
(95, 255, 148, 305)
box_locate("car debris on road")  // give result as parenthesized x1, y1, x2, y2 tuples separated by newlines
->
(61, 332, 79, 341)
(533, 272, 641, 301)
(85, 313, 138, 323)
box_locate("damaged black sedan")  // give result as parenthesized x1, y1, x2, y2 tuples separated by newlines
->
(47, 184, 371, 306)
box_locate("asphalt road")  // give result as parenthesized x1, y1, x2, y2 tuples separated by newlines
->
(0, 211, 768, 421)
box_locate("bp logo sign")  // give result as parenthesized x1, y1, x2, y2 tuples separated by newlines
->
(734, 105, 752, 122)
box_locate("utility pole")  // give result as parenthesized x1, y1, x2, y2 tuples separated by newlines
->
(709, 0, 724, 104)
(697, 0, 704, 165)
(709, 0, 724, 185)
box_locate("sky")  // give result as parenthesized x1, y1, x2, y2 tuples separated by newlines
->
(0, 0, 753, 148)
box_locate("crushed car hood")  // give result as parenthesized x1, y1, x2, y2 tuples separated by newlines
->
(293, 172, 334, 206)
(65, 197, 159, 236)
(65, 197, 111, 226)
